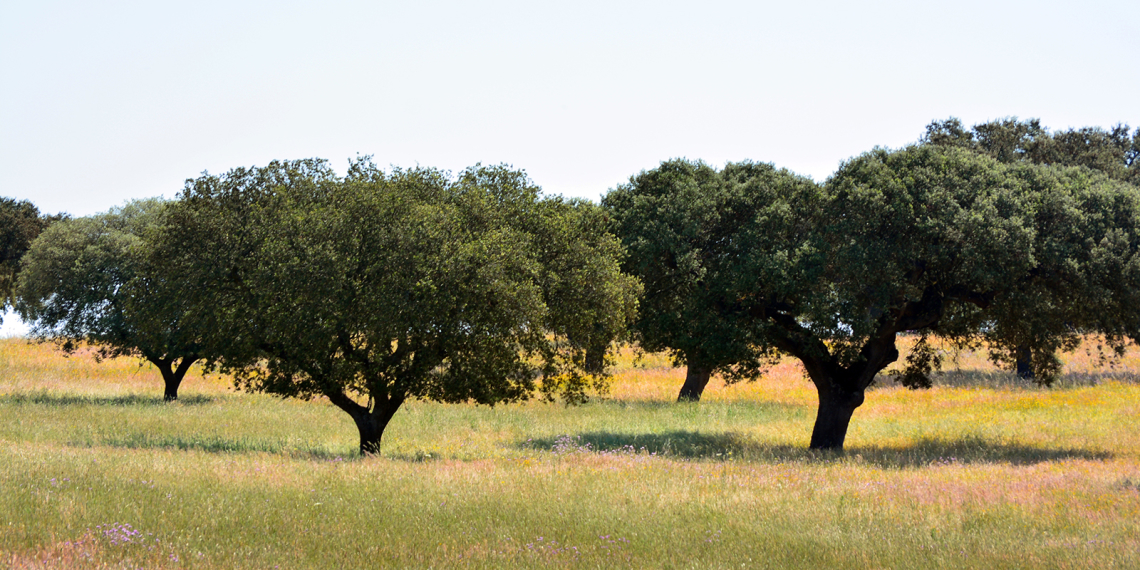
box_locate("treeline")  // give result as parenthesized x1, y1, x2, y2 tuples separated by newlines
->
(6, 118, 1140, 453)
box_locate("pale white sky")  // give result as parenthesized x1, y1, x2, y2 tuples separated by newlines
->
(4, 0, 1137, 219)
(1, 0, 1138, 337)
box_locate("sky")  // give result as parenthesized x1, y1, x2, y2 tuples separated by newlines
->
(2, 0, 1139, 334)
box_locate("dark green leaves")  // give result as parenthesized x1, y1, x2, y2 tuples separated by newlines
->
(604, 159, 815, 379)
(0, 197, 62, 316)
(162, 159, 638, 408)
(15, 199, 200, 365)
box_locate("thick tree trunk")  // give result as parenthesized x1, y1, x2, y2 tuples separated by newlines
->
(584, 340, 607, 376)
(1015, 345, 1034, 380)
(809, 384, 865, 450)
(147, 355, 199, 402)
(328, 391, 406, 456)
(765, 283, 952, 451)
(677, 364, 713, 402)
(354, 414, 386, 455)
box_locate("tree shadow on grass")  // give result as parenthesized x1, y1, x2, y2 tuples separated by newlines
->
(0, 392, 217, 406)
(89, 433, 458, 463)
(81, 433, 355, 460)
(595, 399, 803, 415)
(871, 369, 1140, 390)
(520, 431, 1112, 468)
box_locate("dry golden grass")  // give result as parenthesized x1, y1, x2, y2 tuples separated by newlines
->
(2, 337, 1139, 569)
(0, 339, 231, 397)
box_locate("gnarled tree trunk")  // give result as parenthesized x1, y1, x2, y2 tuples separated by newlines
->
(799, 334, 899, 451)
(328, 391, 406, 456)
(677, 363, 713, 402)
(809, 383, 865, 450)
(147, 355, 199, 401)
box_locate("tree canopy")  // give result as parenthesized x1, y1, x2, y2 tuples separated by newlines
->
(607, 146, 1140, 450)
(158, 159, 639, 455)
(922, 117, 1140, 377)
(602, 159, 817, 401)
(923, 117, 1140, 184)
(15, 199, 204, 400)
(1, 197, 62, 319)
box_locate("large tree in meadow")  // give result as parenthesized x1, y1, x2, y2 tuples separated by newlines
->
(158, 159, 639, 455)
(15, 199, 204, 400)
(608, 147, 1140, 450)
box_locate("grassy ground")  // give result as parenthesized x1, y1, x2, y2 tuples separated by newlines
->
(1, 337, 1138, 569)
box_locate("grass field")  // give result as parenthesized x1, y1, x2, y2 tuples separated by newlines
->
(2, 337, 1139, 569)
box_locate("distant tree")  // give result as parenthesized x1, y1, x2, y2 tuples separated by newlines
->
(608, 147, 1140, 450)
(923, 117, 1140, 377)
(530, 197, 642, 390)
(603, 159, 817, 401)
(0, 197, 63, 319)
(924, 117, 1139, 184)
(15, 199, 203, 400)
(158, 159, 639, 455)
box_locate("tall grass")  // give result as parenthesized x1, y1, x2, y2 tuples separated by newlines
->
(2, 338, 1139, 569)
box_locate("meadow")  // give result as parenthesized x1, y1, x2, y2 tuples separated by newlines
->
(1, 336, 1138, 569)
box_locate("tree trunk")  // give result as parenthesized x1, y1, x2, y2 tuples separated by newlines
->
(809, 384, 865, 450)
(147, 355, 199, 402)
(677, 364, 713, 402)
(584, 340, 607, 375)
(1015, 345, 1034, 380)
(328, 391, 406, 456)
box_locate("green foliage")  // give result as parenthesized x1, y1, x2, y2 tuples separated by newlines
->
(890, 334, 942, 389)
(608, 146, 1140, 449)
(817, 146, 1140, 378)
(923, 118, 1140, 380)
(0, 197, 62, 317)
(14, 199, 202, 398)
(603, 159, 816, 381)
(924, 116, 1140, 184)
(159, 158, 638, 453)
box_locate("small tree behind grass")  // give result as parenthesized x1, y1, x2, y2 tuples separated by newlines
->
(160, 159, 639, 455)
(15, 199, 204, 400)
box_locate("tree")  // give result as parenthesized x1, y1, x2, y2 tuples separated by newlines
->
(923, 117, 1139, 185)
(15, 199, 203, 400)
(0, 197, 63, 319)
(158, 159, 639, 455)
(608, 147, 1140, 450)
(922, 117, 1140, 377)
(603, 159, 817, 401)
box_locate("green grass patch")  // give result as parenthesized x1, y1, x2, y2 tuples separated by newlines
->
(2, 339, 1139, 569)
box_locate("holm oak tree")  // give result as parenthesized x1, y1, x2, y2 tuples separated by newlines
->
(15, 199, 204, 400)
(602, 159, 815, 401)
(608, 147, 1140, 450)
(159, 159, 639, 455)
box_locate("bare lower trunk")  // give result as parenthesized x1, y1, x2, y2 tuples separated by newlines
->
(1015, 345, 1033, 380)
(328, 391, 406, 456)
(677, 364, 713, 402)
(809, 385, 865, 450)
(147, 355, 199, 402)
(355, 415, 386, 455)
